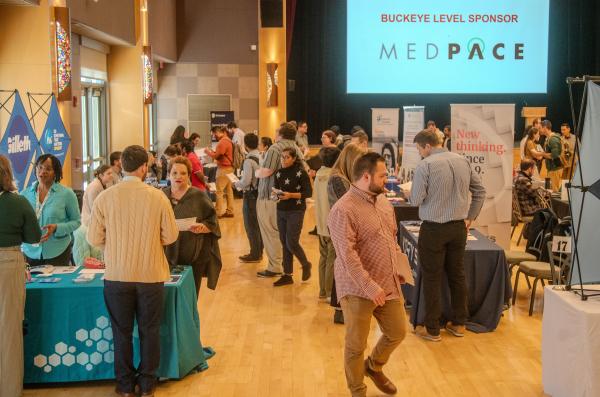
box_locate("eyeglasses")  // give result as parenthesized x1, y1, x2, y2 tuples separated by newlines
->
(36, 165, 54, 173)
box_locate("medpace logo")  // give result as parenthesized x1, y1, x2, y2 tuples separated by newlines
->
(8, 135, 32, 154)
(379, 39, 525, 61)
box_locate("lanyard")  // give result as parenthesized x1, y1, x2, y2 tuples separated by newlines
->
(35, 185, 52, 220)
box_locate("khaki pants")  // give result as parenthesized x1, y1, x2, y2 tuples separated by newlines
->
(256, 199, 283, 273)
(0, 247, 26, 397)
(318, 235, 335, 297)
(215, 166, 234, 216)
(548, 169, 563, 192)
(340, 296, 407, 397)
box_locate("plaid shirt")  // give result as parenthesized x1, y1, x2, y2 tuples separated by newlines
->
(328, 185, 403, 301)
(514, 171, 545, 216)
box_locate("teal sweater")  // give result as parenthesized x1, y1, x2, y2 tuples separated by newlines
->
(0, 191, 42, 247)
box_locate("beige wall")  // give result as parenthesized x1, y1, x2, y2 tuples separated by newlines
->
(0, 2, 53, 131)
(0, 0, 75, 186)
(107, 48, 144, 151)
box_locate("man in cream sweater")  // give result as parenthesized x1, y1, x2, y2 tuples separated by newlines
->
(88, 145, 178, 397)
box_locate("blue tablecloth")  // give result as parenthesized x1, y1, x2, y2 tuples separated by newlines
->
(399, 222, 512, 333)
(24, 267, 213, 383)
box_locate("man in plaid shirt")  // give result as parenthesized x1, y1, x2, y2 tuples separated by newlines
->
(328, 153, 407, 397)
(515, 159, 550, 216)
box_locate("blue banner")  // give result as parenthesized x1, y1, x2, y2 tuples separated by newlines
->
(40, 95, 71, 165)
(0, 92, 40, 191)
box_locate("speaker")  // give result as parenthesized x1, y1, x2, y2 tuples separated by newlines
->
(260, 0, 283, 28)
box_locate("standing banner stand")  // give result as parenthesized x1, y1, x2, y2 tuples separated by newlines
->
(0, 90, 41, 191)
(565, 77, 600, 297)
(371, 108, 400, 174)
(451, 104, 515, 250)
(39, 95, 71, 165)
(399, 106, 424, 183)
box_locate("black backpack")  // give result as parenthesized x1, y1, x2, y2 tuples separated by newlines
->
(525, 208, 558, 261)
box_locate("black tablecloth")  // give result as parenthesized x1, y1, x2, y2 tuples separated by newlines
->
(399, 222, 511, 333)
(551, 197, 570, 219)
(391, 200, 420, 222)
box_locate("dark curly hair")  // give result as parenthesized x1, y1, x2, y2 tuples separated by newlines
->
(35, 154, 63, 182)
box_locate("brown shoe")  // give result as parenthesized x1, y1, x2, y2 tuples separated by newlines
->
(445, 323, 466, 337)
(364, 359, 397, 395)
(414, 325, 442, 342)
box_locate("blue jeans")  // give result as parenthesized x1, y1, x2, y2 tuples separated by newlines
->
(276, 209, 310, 275)
(242, 193, 263, 258)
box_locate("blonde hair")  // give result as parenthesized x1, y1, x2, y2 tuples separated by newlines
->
(330, 143, 368, 182)
(0, 155, 16, 192)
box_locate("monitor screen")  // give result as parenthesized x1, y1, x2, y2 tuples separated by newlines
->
(346, 0, 550, 94)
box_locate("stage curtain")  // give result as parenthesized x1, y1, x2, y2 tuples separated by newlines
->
(287, 0, 600, 144)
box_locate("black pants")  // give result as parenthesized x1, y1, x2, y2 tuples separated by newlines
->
(25, 243, 72, 267)
(242, 193, 263, 258)
(276, 209, 310, 275)
(417, 220, 468, 335)
(104, 281, 164, 394)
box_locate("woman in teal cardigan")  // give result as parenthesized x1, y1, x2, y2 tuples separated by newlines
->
(21, 154, 81, 266)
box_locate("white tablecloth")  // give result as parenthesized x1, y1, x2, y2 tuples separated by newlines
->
(542, 286, 600, 397)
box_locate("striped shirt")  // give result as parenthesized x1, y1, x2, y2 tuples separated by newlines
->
(328, 185, 403, 301)
(410, 148, 486, 223)
(257, 139, 304, 200)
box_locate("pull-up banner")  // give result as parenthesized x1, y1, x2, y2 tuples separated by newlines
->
(371, 108, 400, 174)
(40, 95, 71, 165)
(399, 106, 424, 182)
(0, 92, 40, 191)
(451, 104, 515, 249)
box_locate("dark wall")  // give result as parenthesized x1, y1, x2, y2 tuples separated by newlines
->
(287, 0, 600, 144)
(176, 0, 258, 64)
(149, 0, 177, 62)
(67, 0, 135, 45)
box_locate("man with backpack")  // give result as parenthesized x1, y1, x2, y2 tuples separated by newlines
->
(234, 133, 263, 262)
(205, 126, 235, 218)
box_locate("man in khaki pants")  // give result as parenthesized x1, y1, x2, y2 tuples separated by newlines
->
(205, 126, 235, 218)
(328, 152, 407, 397)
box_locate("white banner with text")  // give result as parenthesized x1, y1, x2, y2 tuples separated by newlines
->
(451, 104, 515, 249)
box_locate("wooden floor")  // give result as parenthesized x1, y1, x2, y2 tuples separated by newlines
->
(24, 200, 548, 397)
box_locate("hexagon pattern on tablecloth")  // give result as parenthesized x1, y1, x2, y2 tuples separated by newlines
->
(32, 316, 116, 373)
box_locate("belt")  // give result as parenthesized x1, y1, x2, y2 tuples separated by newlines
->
(422, 220, 464, 225)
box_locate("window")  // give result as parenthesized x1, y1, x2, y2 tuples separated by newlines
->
(81, 77, 108, 186)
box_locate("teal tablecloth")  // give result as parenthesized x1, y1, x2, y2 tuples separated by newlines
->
(24, 267, 214, 383)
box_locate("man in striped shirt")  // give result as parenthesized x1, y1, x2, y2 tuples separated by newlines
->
(407, 129, 486, 341)
(254, 123, 304, 278)
(328, 152, 407, 397)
